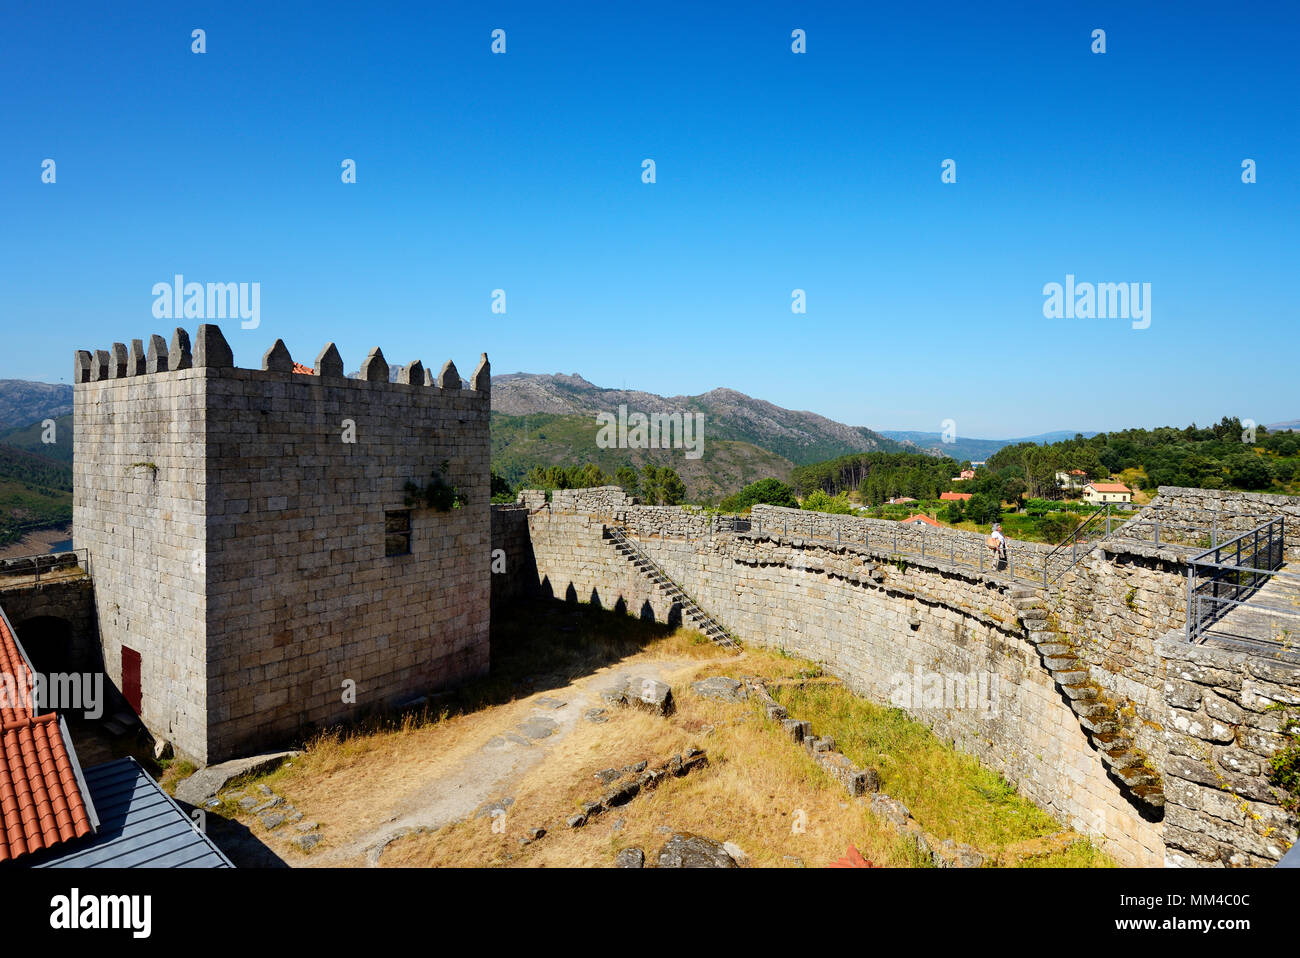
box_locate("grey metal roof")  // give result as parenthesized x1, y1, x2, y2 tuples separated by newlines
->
(1281, 840, 1300, 868)
(34, 757, 233, 868)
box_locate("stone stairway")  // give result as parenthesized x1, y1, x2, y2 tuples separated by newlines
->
(603, 526, 739, 651)
(1010, 585, 1165, 813)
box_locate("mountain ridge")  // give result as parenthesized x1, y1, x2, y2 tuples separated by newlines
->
(491, 372, 905, 467)
(0, 380, 73, 431)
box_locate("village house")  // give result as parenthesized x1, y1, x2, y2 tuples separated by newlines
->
(1055, 469, 1089, 492)
(901, 513, 942, 528)
(1082, 482, 1132, 504)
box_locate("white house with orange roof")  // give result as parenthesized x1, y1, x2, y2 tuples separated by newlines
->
(900, 513, 942, 528)
(1056, 469, 1089, 492)
(1082, 482, 1132, 504)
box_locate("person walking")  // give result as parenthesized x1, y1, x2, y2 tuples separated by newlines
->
(987, 522, 1007, 571)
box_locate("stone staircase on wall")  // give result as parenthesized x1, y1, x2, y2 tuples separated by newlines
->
(603, 526, 739, 651)
(1011, 585, 1165, 813)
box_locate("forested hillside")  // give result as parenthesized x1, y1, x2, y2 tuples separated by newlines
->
(986, 417, 1297, 496)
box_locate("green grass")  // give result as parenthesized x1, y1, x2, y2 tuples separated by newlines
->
(1019, 838, 1115, 868)
(772, 682, 1113, 865)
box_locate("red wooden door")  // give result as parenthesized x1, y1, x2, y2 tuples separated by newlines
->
(121, 646, 142, 714)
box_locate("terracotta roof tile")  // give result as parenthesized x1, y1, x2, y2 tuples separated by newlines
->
(292, 362, 316, 375)
(902, 513, 942, 527)
(940, 491, 972, 501)
(0, 609, 95, 862)
(0, 612, 35, 727)
(1087, 483, 1130, 493)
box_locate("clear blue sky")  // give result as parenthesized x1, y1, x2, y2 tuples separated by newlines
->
(2, 1, 1296, 438)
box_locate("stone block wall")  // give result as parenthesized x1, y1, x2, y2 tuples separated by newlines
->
(749, 504, 1062, 579)
(614, 505, 714, 541)
(550, 486, 634, 515)
(523, 495, 1164, 865)
(0, 577, 100, 674)
(640, 531, 1164, 866)
(515, 488, 1300, 865)
(527, 509, 680, 622)
(491, 503, 536, 606)
(1156, 634, 1300, 866)
(1044, 543, 1191, 777)
(74, 325, 492, 764)
(1145, 486, 1300, 556)
(74, 367, 210, 759)
(202, 366, 490, 762)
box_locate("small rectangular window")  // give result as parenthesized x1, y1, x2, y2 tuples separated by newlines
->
(385, 509, 412, 556)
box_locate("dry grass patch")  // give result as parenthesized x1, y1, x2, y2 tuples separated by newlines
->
(382, 667, 926, 869)
(202, 599, 1112, 868)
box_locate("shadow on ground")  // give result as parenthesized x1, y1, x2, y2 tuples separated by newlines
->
(470, 596, 691, 711)
(190, 596, 699, 778)
(198, 811, 290, 868)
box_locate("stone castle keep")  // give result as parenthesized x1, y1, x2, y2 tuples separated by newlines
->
(72, 324, 491, 764)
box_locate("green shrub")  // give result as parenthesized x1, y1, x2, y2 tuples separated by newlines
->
(719, 477, 799, 512)
(801, 490, 855, 514)
(404, 461, 465, 511)
(1266, 705, 1300, 814)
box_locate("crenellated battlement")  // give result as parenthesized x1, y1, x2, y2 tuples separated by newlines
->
(72, 323, 490, 399)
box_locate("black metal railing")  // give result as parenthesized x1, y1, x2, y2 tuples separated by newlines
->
(706, 511, 1054, 585)
(0, 548, 90, 588)
(1186, 518, 1286, 642)
(629, 500, 1247, 594)
(1042, 503, 1115, 584)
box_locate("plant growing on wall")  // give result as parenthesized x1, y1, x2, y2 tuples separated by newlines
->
(404, 460, 465, 511)
(1266, 704, 1300, 815)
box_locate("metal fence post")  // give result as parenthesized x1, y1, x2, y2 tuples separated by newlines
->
(1185, 564, 1195, 642)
